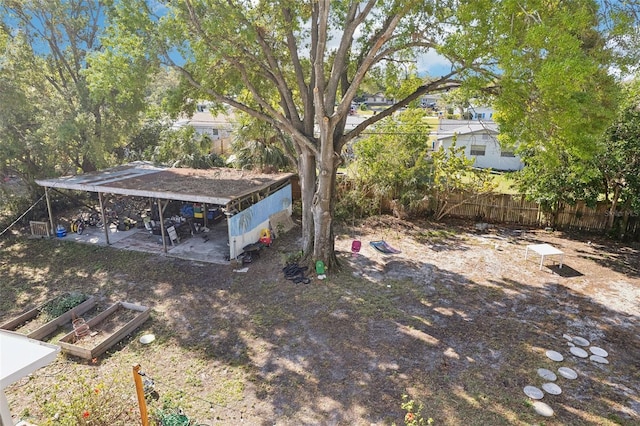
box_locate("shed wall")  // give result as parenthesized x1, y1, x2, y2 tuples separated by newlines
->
(228, 185, 293, 258)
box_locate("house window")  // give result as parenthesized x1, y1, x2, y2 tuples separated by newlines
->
(501, 149, 516, 157)
(470, 144, 486, 156)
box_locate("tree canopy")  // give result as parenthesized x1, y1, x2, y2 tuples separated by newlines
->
(95, 0, 639, 265)
(597, 81, 640, 226)
(2, 0, 638, 262)
(0, 0, 157, 193)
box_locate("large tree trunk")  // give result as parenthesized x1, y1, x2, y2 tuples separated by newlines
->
(298, 150, 316, 256)
(311, 119, 338, 267)
(312, 161, 337, 266)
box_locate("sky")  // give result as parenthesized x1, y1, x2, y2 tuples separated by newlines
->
(150, 0, 453, 78)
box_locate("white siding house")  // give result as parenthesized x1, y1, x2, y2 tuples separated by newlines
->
(364, 92, 394, 106)
(466, 106, 494, 120)
(172, 106, 234, 155)
(435, 123, 523, 171)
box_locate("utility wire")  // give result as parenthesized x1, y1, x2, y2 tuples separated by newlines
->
(0, 193, 46, 237)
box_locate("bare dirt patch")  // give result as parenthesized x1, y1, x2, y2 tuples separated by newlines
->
(1, 215, 639, 425)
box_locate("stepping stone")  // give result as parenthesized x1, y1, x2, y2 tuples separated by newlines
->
(533, 401, 554, 417)
(537, 368, 557, 381)
(542, 382, 562, 395)
(558, 366, 578, 380)
(570, 346, 589, 358)
(524, 385, 544, 400)
(572, 336, 590, 346)
(590, 346, 608, 357)
(546, 350, 564, 362)
(590, 355, 609, 364)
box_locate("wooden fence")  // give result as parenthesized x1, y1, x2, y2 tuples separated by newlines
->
(435, 192, 639, 239)
(335, 177, 640, 240)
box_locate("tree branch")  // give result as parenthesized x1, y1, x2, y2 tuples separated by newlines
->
(173, 64, 319, 157)
(339, 73, 462, 149)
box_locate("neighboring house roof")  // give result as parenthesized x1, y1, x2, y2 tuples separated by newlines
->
(189, 111, 234, 130)
(434, 120, 523, 171)
(172, 110, 235, 131)
(436, 122, 498, 141)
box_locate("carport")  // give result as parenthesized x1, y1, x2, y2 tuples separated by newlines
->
(35, 162, 295, 262)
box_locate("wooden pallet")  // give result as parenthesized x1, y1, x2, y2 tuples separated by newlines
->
(29, 220, 51, 237)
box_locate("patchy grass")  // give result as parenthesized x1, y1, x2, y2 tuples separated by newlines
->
(1, 219, 639, 425)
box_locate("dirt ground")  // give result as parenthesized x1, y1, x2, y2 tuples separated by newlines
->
(1, 215, 639, 425)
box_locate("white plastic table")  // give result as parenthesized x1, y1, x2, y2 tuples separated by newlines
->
(1, 330, 60, 425)
(525, 243, 564, 270)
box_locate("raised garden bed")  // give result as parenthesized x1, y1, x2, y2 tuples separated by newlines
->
(0, 293, 97, 341)
(57, 301, 151, 359)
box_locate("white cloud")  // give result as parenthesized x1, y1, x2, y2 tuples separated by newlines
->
(416, 48, 453, 77)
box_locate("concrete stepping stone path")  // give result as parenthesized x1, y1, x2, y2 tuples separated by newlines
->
(590, 355, 609, 364)
(570, 346, 589, 358)
(533, 401, 554, 417)
(524, 385, 544, 400)
(571, 336, 590, 346)
(589, 346, 608, 357)
(546, 350, 564, 362)
(537, 368, 557, 381)
(542, 382, 562, 395)
(528, 334, 611, 418)
(558, 366, 578, 380)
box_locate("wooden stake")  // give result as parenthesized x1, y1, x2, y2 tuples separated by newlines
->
(132, 364, 149, 426)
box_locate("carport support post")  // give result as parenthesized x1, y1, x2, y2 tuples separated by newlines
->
(44, 186, 55, 237)
(203, 203, 208, 228)
(98, 192, 110, 245)
(157, 198, 168, 253)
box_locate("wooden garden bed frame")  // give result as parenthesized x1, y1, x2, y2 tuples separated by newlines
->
(57, 301, 150, 359)
(0, 295, 97, 341)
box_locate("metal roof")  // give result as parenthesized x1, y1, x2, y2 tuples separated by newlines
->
(436, 122, 498, 140)
(35, 162, 295, 206)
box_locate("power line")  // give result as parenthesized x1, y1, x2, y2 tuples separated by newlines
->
(0, 193, 46, 237)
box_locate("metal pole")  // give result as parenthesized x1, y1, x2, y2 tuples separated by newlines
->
(98, 192, 110, 245)
(45, 186, 55, 237)
(157, 199, 167, 254)
(132, 364, 149, 426)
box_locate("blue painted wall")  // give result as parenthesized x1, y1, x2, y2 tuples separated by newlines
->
(228, 185, 292, 237)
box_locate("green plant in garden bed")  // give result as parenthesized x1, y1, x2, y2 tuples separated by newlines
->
(40, 292, 88, 320)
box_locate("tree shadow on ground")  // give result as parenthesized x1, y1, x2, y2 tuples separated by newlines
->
(200, 247, 640, 425)
(2, 230, 640, 426)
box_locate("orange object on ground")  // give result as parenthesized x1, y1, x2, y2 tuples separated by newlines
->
(259, 228, 272, 246)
